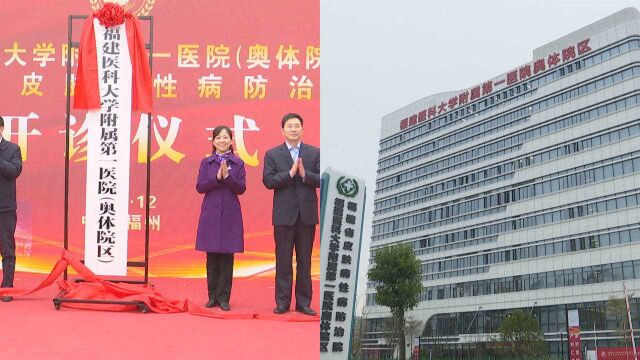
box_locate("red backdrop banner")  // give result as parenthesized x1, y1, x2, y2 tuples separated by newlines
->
(0, 0, 320, 278)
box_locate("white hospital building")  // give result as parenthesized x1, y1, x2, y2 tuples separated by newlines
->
(364, 8, 640, 359)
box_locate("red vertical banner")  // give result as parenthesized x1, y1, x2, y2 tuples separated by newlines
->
(412, 337, 420, 360)
(569, 327, 582, 360)
(568, 309, 582, 360)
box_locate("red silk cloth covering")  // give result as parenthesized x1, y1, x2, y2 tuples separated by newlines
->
(74, 13, 153, 113)
(0, 251, 318, 322)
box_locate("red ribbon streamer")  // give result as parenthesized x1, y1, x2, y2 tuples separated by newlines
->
(0, 250, 318, 322)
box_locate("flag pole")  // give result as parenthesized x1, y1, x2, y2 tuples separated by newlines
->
(624, 282, 637, 360)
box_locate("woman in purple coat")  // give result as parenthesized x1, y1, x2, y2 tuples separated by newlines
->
(195, 125, 246, 311)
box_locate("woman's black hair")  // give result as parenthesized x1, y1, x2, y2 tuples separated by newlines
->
(212, 125, 233, 153)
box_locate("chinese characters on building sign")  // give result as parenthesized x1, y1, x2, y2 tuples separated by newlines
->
(320, 170, 365, 360)
(399, 39, 592, 130)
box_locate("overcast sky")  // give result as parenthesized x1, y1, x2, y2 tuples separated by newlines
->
(320, 0, 640, 312)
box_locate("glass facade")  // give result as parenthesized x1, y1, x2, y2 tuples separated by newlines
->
(364, 298, 640, 359)
(363, 11, 640, 360)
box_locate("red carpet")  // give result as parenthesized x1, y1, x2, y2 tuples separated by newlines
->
(0, 271, 319, 359)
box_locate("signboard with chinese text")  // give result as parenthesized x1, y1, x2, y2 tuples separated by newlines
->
(412, 337, 420, 360)
(83, 20, 133, 275)
(568, 308, 582, 360)
(320, 168, 366, 359)
(0, 0, 319, 279)
(598, 347, 640, 360)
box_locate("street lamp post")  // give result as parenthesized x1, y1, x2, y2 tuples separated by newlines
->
(623, 283, 637, 360)
(464, 306, 483, 359)
(466, 306, 484, 333)
(594, 322, 598, 357)
(529, 301, 538, 315)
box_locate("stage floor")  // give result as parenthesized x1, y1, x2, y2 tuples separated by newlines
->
(1, 272, 319, 360)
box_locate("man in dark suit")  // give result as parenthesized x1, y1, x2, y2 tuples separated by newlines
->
(263, 113, 320, 316)
(0, 116, 22, 303)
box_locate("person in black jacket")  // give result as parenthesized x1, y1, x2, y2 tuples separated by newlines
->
(262, 113, 320, 316)
(0, 116, 23, 302)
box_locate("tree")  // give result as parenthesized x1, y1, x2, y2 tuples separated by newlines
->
(368, 244, 422, 360)
(607, 295, 632, 348)
(351, 297, 371, 360)
(351, 315, 365, 359)
(496, 309, 547, 358)
(380, 317, 422, 358)
(382, 317, 401, 355)
(404, 317, 423, 359)
(405, 316, 424, 340)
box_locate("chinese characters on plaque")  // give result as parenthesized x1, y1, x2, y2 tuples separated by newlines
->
(320, 169, 366, 359)
(84, 21, 133, 275)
